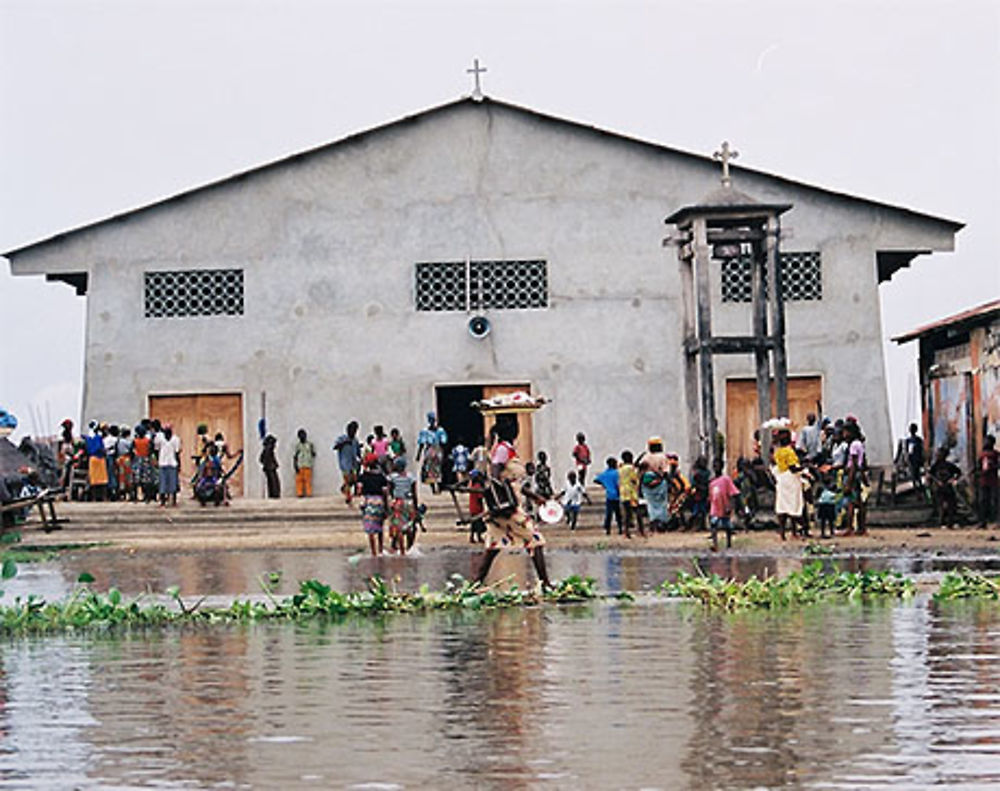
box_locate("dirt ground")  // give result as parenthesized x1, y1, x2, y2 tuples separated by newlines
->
(17, 495, 1000, 556)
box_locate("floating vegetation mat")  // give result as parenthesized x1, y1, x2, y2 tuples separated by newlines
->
(658, 561, 916, 612)
(0, 573, 601, 636)
(0, 564, 997, 636)
(934, 568, 1000, 601)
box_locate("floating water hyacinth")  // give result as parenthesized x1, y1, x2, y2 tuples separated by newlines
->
(0, 573, 601, 636)
(658, 561, 915, 611)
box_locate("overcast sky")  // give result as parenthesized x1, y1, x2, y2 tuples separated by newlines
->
(1, 0, 998, 442)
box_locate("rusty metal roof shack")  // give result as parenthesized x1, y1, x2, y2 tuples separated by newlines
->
(894, 298, 1000, 476)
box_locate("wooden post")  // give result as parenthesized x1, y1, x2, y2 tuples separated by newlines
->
(766, 216, 789, 418)
(693, 217, 717, 465)
(679, 225, 701, 464)
(752, 235, 771, 459)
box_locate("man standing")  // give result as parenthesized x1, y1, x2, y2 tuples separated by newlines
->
(293, 428, 316, 498)
(796, 413, 822, 464)
(904, 423, 926, 495)
(155, 423, 181, 508)
(334, 421, 362, 504)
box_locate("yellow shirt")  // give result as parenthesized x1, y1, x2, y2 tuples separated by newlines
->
(619, 463, 639, 502)
(774, 445, 800, 473)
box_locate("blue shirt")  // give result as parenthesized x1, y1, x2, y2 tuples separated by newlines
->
(85, 434, 106, 458)
(595, 467, 620, 500)
(451, 444, 469, 471)
(333, 434, 361, 472)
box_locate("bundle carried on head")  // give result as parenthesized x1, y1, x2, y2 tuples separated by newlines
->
(471, 391, 549, 414)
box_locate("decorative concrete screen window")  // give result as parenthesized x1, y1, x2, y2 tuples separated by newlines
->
(415, 260, 548, 311)
(144, 269, 244, 318)
(720, 252, 822, 303)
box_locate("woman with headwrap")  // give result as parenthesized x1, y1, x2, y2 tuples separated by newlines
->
(638, 437, 671, 532)
(416, 411, 448, 494)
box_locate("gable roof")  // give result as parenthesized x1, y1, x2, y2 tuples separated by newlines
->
(3, 95, 964, 259)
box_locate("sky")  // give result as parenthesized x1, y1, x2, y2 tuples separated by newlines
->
(1, 0, 998, 443)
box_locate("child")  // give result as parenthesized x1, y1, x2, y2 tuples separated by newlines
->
(561, 469, 590, 530)
(372, 425, 391, 470)
(929, 447, 962, 528)
(619, 450, 645, 538)
(521, 461, 539, 519)
(259, 434, 280, 499)
(451, 438, 470, 485)
(467, 469, 487, 543)
(734, 457, 758, 529)
(356, 453, 388, 556)
(688, 456, 711, 532)
(595, 457, 622, 535)
(535, 450, 554, 499)
(572, 432, 592, 485)
(816, 473, 838, 538)
(293, 428, 316, 498)
(387, 457, 419, 554)
(708, 458, 740, 551)
(388, 427, 407, 468)
(470, 437, 490, 477)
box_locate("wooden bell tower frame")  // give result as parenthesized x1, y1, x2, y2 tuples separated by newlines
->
(665, 144, 793, 466)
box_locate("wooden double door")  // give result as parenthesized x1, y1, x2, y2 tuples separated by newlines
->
(725, 377, 822, 462)
(148, 393, 244, 496)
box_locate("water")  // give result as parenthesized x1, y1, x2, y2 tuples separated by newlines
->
(1, 549, 999, 788)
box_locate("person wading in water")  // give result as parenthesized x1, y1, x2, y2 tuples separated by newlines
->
(474, 414, 553, 592)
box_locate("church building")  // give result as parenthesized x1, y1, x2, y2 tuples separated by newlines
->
(4, 94, 962, 496)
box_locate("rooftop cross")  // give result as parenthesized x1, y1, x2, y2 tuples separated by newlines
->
(713, 141, 739, 188)
(467, 58, 487, 101)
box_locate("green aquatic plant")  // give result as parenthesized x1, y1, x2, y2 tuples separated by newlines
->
(658, 561, 915, 612)
(803, 542, 834, 556)
(0, 573, 602, 636)
(934, 569, 1000, 601)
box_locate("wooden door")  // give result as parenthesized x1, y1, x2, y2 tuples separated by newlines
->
(149, 393, 244, 496)
(482, 384, 534, 462)
(725, 377, 822, 462)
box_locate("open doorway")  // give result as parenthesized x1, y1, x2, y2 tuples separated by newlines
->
(435, 385, 483, 486)
(434, 383, 534, 485)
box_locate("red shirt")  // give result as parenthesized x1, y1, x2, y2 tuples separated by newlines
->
(469, 484, 485, 516)
(709, 474, 740, 518)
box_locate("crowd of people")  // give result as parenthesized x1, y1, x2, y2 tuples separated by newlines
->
(55, 418, 242, 508)
(40, 405, 1000, 563)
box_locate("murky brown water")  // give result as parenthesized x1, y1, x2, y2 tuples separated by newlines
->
(1, 550, 999, 788)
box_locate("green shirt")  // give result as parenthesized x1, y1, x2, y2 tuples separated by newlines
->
(294, 440, 316, 469)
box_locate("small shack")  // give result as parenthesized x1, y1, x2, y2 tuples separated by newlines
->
(894, 299, 1000, 476)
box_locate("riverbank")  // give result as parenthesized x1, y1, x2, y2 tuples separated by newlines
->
(13, 494, 1000, 556)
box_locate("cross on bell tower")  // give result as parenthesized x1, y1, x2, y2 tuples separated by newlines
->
(713, 141, 739, 188)
(467, 58, 487, 101)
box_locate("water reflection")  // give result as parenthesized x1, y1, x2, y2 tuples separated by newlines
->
(0, 599, 997, 787)
(2, 546, 1000, 787)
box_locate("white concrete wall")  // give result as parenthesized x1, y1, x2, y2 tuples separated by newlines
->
(9, 101, 957, 492)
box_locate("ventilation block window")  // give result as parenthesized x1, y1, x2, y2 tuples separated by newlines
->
(144, 269, 244, 318)
(415, 260, 548, 312)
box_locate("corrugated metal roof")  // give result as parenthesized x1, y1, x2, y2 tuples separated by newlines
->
(893, 298, 1000, 344)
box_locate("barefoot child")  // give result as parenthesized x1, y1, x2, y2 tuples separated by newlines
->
(708, 458, 740, 550)
(560, 469, 590, 530)
(467, 469, 487, 543)
(357, 454, 388, 556)
(595, 457, 622, 536)
(572, 432, 592, 485)
(816, 472, 838, 538)
(387, 457, 419, 554)
(619, 450, 645, 538)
